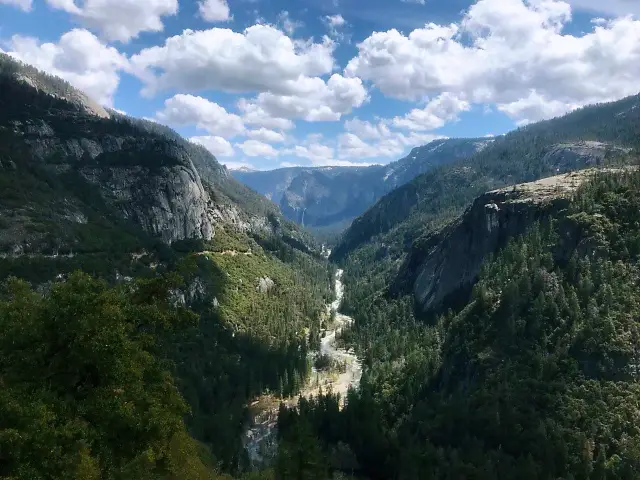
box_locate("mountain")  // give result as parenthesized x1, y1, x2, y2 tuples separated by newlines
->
(268, 92, 640, 477)
(280, 168, 640, 478)
(331, 94, 640, 263)
(392, 168, 630, 314)
(0, 53, 331, 477)
(232, 138, 490, 233)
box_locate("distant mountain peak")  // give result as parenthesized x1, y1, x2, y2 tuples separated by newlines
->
(231, 166, 257, 173)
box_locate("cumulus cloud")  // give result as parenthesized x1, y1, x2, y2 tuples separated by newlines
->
(240, 74, 367, 122)
(393, 93, 471, 131)
(6, 28, 127, 105)
(156, 94, 245, 137)
(497, 90, 580, 125)
(45, 0, 178, 43)
(199, 0, 231, 22)
(191, 135, 235, 157)
(247, 128, 286, 143)
(281, 139, 382, 167)
(130, 24, 368, 126)
(323, 14, 347, 39)
(0, 0, 32, 11)
(283, 142, 336, 165)
(345, 0, 640, 124)
(237, 139, 279, 157)
(238, 99, 295, 130)
(130, 25, 335, 96)
(337, 129, 443, 160)
(344, 118, 391, 139)
(338, 132, 405, 159)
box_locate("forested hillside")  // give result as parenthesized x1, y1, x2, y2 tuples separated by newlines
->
(0, 54, 331, 478)
(280, 170, 640, 479)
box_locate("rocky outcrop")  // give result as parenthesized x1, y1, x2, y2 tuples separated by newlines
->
(395, 170, 611, 314)
(256, 276, 275, 293)
(12, 119, 215, 244)
(81, 163, 214, 243)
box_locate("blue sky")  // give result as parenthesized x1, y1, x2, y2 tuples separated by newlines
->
(1, 0, 640, 170)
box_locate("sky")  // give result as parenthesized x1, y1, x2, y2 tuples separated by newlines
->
(1, 0, 640, 170)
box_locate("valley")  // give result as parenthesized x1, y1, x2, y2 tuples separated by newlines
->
(232, 138, 489, 234)
(243, 269, 362, 471)
(4, 35, 640, 480)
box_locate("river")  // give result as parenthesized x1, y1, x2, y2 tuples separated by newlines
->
(242, 268, 362, 470)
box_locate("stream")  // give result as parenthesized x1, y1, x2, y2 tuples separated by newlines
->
(242, 268, 362, 470)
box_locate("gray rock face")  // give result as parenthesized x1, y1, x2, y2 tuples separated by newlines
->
(81, 163, 214, 243)
(11, 114, 216, 244)
(256, 276, 275, 293)
(396, 170, 606, 314)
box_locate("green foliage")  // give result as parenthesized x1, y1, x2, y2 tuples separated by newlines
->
(294, 170, 640, 478)
(0, 53, 330, 478)
(0, 271, 221, 479)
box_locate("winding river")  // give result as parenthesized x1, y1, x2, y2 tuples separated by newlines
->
(242, 268, 362, 469)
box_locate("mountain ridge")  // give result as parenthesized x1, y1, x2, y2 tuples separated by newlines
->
(233, 137, 491, 232)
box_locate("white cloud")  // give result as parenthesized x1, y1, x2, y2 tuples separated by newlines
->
(130, 24, 335, 96)
(237, 139, 279, 157)
(247, 128, 286, 143)
(199, 0, 231, 22)
(345, 0, 640, 124)
(344, 118, 391, 139)
(191, 135, 235, 157)
(337, 128, 443, 160)
(0, 0, 32, 11)
(325, 14, 346, 27)
(393, 93, 471, 130)
(338, 132, 404, 159)
(45, 0, 178, 43)
(156, 94, 245, 137)
(277, 11, 303, 35)
(283, 142, 336, 165)
(241, 74, 368, 122)
(497, 90, 580, 125)
(7, 29, 127, 105)
(281, 140, 380, 167)
(238, 99, 296, 130)
(323, 14, 347, 39)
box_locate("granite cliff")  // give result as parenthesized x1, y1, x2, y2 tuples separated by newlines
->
(0, 53, 309, 254)
(393, 169, 629, 314)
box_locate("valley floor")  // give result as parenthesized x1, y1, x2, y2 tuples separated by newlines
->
(243, 269, 362, 470)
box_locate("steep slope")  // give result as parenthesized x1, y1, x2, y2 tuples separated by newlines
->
(389, 170, 640, 478)
(392, 169, 629, 314)
(0, 54, 331, 475)
(233, 138, 489, 232)
(0, 54, 313, 259)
